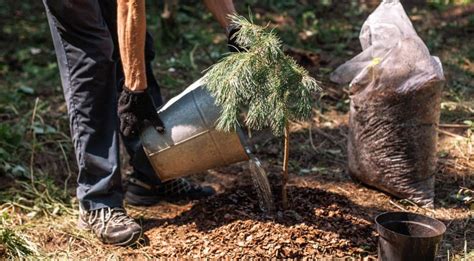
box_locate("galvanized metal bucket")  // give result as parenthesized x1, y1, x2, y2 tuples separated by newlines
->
(140, 78, 250, 182)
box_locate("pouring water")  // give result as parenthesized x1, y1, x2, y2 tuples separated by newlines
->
(248, 155, 275, 212)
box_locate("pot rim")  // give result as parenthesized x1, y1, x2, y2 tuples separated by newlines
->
(375, 211, 446, 240)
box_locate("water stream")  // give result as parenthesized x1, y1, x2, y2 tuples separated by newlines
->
(248, 156, 275, 212)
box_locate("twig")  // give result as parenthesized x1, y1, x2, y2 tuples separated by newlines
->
(460, 187, 473, 193)
(308, 125, 318, 151)
(312, 127, 346, 151)
(58, 141, 72, 197)
(308, 126, 347, 165)
(439, 124, 471, 128)
(389, 200, 408, 212)
(400, 199, 436, 214)
(9, 104, 19, 115)
(437, 128, 467, 140)
(464, 229, 470, 259)
(336, 186, 351, 195)
(29, 98, 39, 186)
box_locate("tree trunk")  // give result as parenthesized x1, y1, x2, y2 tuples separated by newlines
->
(282, 123, 290, 209)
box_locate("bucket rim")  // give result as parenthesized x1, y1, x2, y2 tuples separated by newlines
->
(375, 211, 446, 239)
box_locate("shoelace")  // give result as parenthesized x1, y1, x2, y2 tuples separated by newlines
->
(85, 208, 136, 235)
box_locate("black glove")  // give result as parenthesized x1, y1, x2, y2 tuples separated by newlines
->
(118, 88, 164, 138)
(227, 25, 245, 52)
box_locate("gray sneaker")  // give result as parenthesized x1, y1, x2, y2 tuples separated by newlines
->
(78, 207, 142, 246)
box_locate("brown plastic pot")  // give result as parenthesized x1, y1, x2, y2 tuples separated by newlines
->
(375, 212, 446, 261)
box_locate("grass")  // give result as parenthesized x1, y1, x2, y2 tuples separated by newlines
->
(0, 228, 39, 258)
(1, 0, 472, 259)
(0, 213, 39, 258)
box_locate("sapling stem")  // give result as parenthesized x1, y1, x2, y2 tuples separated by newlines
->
(282, 123, 290, 209)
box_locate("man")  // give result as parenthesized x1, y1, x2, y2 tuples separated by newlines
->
(42, 0, 239, 246)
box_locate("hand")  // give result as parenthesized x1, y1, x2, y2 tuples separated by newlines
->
(227, 24, 245, 52)
(118, 87, 165, 138)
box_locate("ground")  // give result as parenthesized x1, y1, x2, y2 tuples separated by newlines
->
(0, 0, 473, 259)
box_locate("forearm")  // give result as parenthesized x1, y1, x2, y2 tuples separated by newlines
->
(202, 0, 236, 29)
(117, 0, 147, 91)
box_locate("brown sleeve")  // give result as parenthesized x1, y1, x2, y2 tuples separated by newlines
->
(117, 0, 147, 91)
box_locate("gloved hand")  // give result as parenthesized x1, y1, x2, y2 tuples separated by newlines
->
(227, 24, 245, 52)
(118, 88, 164, 138)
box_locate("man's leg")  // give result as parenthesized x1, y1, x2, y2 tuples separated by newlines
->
(43, 0, 141, 245)
(121, 32, 164, 186)
(94, 0, 183, 203)
(121, 34, 216, 205)
(95, 0, 215, 205)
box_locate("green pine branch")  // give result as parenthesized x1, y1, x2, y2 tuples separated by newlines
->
(204, 15, 320, 136)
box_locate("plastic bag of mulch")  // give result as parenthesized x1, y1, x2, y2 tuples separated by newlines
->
(330, 0, 444, 207)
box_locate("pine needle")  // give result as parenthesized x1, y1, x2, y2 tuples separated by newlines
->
(204, 15, 320, 136)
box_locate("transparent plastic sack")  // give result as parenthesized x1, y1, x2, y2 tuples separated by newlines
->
(330, 0, 444, 207)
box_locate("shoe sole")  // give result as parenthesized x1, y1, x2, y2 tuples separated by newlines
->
(115, 230, 143, 247)
(77, 218, 143, 246)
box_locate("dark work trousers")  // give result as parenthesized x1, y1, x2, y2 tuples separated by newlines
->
(42, 0, 163, 211)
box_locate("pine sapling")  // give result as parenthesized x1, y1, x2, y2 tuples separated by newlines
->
(204, 15, 320, 208)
